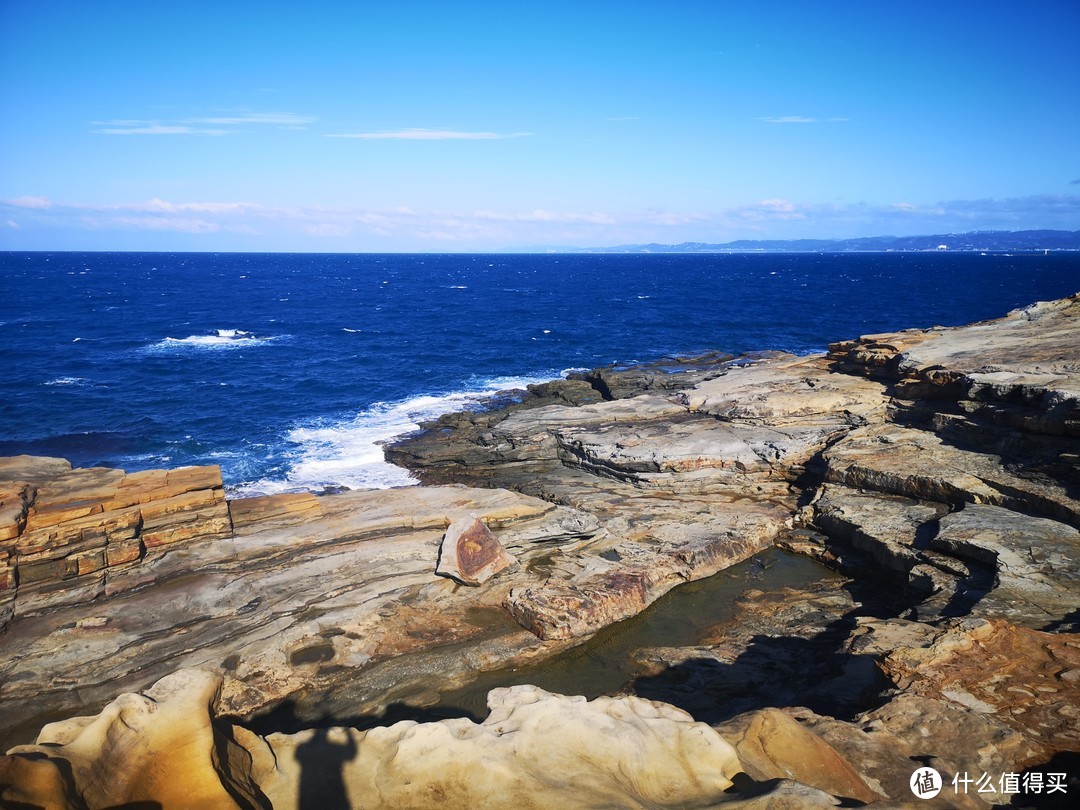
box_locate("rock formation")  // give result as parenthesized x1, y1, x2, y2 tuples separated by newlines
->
(2, 293, 1078, 806)
(436, 514, 516, 585)
(3, 668, 855, 809)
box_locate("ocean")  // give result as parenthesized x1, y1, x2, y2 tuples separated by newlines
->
(2, 251, 1077, 495)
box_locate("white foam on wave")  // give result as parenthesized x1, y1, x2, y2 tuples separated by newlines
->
(44, 376, 87, 386)
(145, 329, 278, 352)
(231, 373, 559, 496)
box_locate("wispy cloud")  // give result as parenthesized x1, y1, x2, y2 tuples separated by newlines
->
(760, 116, 817, 124)
(758, 116, 850, 124)
(732, 199, 806, 220)
(92, 110, 314, 135)
(3, 194, 1077, 249)
(472, 209, 617, 224)
(92, 122, 229, 136)
(7, 195, 52, 209)
(190, 112, 315, 126)
(325, 128, 532, 140)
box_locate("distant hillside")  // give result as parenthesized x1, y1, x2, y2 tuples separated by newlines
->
(517, 229, 1080, 254)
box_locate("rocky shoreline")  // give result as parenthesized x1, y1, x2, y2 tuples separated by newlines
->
(2, 295, 1078, 807)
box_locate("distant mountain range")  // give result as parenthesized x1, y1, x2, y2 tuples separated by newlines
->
(511, 229, 1080, 254)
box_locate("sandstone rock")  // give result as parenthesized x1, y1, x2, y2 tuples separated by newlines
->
(679, 353, 887, 424)
(571, 350, 740, 400)
(822, 423, 1080, 525)
(868, 618, 1080, 762)
(1, 668, 248, 809)
(9, 671, 851, 810)
(932, 504, 1080, 626)
(228, 491, 321, 528)
(259, 685, 746, 809)
(714, 707, 884, 804)
(0, 481, 621, 749)
(793, 706, 996, 809)
(812, 483, 947, 586)
(436, 514, 515, 585)
(0, 457, 233, 621)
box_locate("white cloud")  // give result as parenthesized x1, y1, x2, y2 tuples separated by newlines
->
(760, 116, 817, 124)
(326, 128, 532, 140)
(731, 199, 806, 221)
(6, 195, 52, 209)
(3, 194, 1077, 249)
(305, 223, 354, 237)
(80, 215, 221, 233)
(190, 112, 315, 126)
(473, 209, 616, 224)
(91, 111, 313, 135)
(93, 123, 229, 136)
(759, 116, 850, 125)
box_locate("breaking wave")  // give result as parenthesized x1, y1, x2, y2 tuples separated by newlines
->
(230, 373, 559, 496)
(146, 329, 279, 351)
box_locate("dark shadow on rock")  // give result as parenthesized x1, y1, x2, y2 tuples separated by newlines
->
(1041, 608, 1080, 634)
(1004, 751, 1080, 810)
(241, 699, 483, 738)
(630, 578, 913, 725)
(295, 727, 357, 810)
(937, 559, 996, 618)
(726, 771, 869, 807)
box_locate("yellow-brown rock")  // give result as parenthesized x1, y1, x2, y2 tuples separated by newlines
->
(0, 457, 231, 619)
(6, 671, 816, 810)
(715, 707, 884, 804)
(875, 618, 1080, 762)
(2, 669, 244, 809)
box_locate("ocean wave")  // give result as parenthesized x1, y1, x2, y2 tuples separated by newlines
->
(230, 374, 559, 496)
(145, 329, 278, 351)
(44, 376, 88, 386)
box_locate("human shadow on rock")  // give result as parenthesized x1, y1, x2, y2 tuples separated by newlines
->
(295, 727, 357, 810)
(242, 699, 482, 738)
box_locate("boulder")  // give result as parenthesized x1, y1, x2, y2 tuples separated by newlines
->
(436, 514, 515, 585)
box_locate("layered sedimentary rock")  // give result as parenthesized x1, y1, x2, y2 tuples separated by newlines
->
(3, 294, 1079, 807)
(0, 479, 609, 746)
(0, 458, 230, 602)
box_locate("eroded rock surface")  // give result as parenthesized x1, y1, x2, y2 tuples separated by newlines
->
(2, 669, 855, 810)
(436, 514, 516, 585)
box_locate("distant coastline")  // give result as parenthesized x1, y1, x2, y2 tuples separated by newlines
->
(508, 228, 1080, 254)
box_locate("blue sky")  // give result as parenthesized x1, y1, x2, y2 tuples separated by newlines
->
(1, 0, 1078, 251)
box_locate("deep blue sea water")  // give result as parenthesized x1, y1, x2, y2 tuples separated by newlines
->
(2, 251, 1077, 494)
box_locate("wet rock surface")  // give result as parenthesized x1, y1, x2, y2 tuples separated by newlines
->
(3, 294, 1079, 806)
